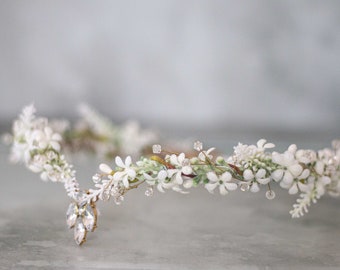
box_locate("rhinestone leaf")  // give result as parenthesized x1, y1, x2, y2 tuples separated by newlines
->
(66, 202, 78, 228)
(74, 217, 87, 245)
(83, 204, 96, 232)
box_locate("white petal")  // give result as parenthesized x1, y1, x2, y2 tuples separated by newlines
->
(205, 183, 218, 193)
(126, 168, 136, 179)
(225, 182, 238, 191)
(288, 164, 303, 177)
(221, 172, 232, 182)
(123, 175, 129, 188)
(143, 173, 153, 181)
(115, 156, 125, 168)
(280, 180, 291, 189)
(256, 169, 266, 179)
(271, 169, 284, 182)
(183, 180, 193, 189)
(219, 185, 228, 195)
(170, 154, 178, 165)
(257, 139, 266, 149)
(125, 156, 132, 167)
(288, 144, 297, 153)
(243, 169, 254, 181)
(315, 161, 324, 175)
(207, 172, 218, 182)
(175, 172, 183, 185)
(297, 182, 309, 192)
(250, 182, 260, 193)
(158, 170, 168, 180)
(157, 183, 165, 193)
(257, 177, 270, 185)
(288, 184, 298, 195)
(182, 166, 192, 175)
(178, 153, 185, 163)
(52, 133, 62, 141)
(298, 169, 310, 180)
(321, 176, 331, 185)
(264, 143, 275, 149)
(99, 163, 112, 174)
(50, 141, 60, 151)
(113, 171, 125, 181)
(282, 172, 294, 185)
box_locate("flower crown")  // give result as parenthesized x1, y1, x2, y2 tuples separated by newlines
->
(5, 105, 340, 246)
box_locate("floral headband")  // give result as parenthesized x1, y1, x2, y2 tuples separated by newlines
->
(5, 105, 340, 245)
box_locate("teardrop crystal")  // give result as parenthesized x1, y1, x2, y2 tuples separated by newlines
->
(74, 217, 87, 245)
(66, 202, 78, 228)
(83, 204, 97, 232)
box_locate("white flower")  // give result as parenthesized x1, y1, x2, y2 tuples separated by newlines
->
(167, 153, 193, 185)
(205, 171, 237, 195)
(243, 168, 270, 185)
(112, 156, 136, 188)
(198, 148, 215, 162)
(272, 145, 310, 194)
(28, 126, 62, 151)
(295, 149, 317, 164)
(144, 170, 173, 193)
(231, 139, 274, 164)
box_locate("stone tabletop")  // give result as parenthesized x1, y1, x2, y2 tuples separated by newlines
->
(0, 142, 340, 270)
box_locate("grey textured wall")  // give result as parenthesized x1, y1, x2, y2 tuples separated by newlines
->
(0, 0, 339, 134)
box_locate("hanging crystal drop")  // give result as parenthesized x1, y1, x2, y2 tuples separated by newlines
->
(114, 195, 124, 205)
(152, 144, 162, 154)
(193, 140, 203, 151)
(82, 204, 96, 231)
(78, 202, 86, 216)
(266, 190, 276, 200)
(66, 202, 78, 228)
(92, 173, 102, 184)
(240, 183, 250, 192)
(145, 187, 154, 197)
(74, 217, 87, 245)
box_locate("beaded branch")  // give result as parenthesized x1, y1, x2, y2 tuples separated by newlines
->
(5, 105, 340, 245)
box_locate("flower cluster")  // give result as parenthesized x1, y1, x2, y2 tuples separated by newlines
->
(63, 104, 157, 158)
(9, 104, 79, 199)
(87, 139, 340, 218)
(6, 105, 340, 245)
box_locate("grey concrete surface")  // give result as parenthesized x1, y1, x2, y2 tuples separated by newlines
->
(1, 142, 340, 270)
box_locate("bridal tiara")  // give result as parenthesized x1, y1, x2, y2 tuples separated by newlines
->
(4, 104, 340, 245)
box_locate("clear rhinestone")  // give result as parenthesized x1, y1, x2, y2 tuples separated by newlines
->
(102, 191, 110, 201)
(114, 195, 124, 205)
(193, 140, 203, 151)
(92, 173, 102, 184)
(74, 217, 87, 245)
(240, 183, 250, 192)
(82, 204, 96, 231)
(152, 144, 162, 154)
(66, 202, 78, 228)
(266, 190, 276, 200)
(110, 187, 119, 196)
(78, 202, 86, 216)
(145, 187, 154, 197)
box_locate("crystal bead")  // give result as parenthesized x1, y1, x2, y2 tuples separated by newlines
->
(152, 144, 162, 154)
(110, 187, 119, 196)
(102, 191, 110, 201)
(92, 173, 102, 184)
(145, 187, 154, 197)
(193, 140, 203, 151)
(240, 183, 250, 192)
(266, 190, 276, 200)
(82, 204, 96, 231)
(66, 202, 78, 228)
(74, 217, 87, 245)
(114, 195, 124, 205)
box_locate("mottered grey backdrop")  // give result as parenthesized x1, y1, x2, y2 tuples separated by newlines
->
(0, 0, 339, 139)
